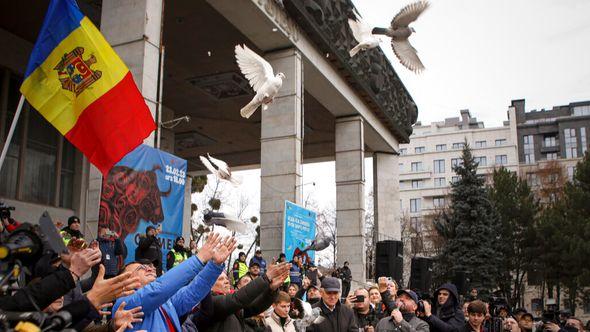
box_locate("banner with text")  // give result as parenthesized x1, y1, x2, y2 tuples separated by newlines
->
(283, 201, 317, 264)
(98, 144, 187, 268)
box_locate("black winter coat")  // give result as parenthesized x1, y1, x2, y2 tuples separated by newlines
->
(424, 283, 465, 332)
(306, 300, 358, 332)
(191, 275, 277, 332)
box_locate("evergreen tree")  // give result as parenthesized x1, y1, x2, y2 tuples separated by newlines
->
(488, 167, 538, 307)
(434, 142, 503, 294)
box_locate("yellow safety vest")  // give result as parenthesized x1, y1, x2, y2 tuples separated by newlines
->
(171, 249, 188, 267)
(60, 230, 72, 246)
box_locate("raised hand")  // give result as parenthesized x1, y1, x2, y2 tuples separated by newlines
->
(269, 270, 289, 290)
(197, 233, 221, 263)
(69, 248, 102, 278)
(378, 277, 388, 293)
(114, 301, 144, 331)
(86, 265, 141, 310)
(212, 236, 237, 265)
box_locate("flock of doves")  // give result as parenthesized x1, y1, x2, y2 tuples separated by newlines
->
(198, 1, 428, 249)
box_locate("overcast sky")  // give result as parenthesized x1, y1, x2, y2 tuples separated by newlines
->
(354, 0, 590, 127)
(193, 0, 590, 247)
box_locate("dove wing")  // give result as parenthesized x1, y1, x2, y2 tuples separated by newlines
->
(391, 39, 425, 73)
(391, 1, 429, 29)
(199, 155, 219, 175)
(207, 154, 230, 173)
(348, 18, 373, 43)
(235, 44, 274, 92)
(212, 217, 250, 234)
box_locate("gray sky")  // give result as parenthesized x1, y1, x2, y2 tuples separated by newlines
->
(353, 0, 590, 127)
(193, 0, 590, 247)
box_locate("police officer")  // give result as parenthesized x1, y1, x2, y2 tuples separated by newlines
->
(166, 236, 190, 270)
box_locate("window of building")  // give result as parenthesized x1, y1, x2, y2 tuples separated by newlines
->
(451, 176, 460, 183)
(436, 144, 447, 151)
(451, 158, 462, 168)
(495, 139, 507, 146)
(399, 163, 404, 172)
(531, 299, 543, 312)
(474, 156, 487, 166)
(495, 155, 508, 165)
(475, 141, 486, 148)
(523, 135, 535, 164)
(526, 173, 538, 187)
(564, 128, 578, 158)
(545, 153, 558, 160)
(411, 180, 423, 189)
(0, 70, 75, 208)
(567, 166, 576, 180)
(581, 127, 587, 155)
(452, 142, 465, 150)
(573, 105, 590, 117)
(410, 198, 421, 213)
(433, 159, 445, 173)
(399, 148, 407, 155)
(543, 136, 557, 147)
(434, 177, 446, 187)
(433, 196, 445, 208)
(411, 162, 423, 172)
(415, 146, 426, 154)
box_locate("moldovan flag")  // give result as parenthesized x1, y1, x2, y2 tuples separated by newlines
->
(20, 0, 155, 175)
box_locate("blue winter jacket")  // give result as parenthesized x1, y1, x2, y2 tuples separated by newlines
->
(113, 255, 223, 331)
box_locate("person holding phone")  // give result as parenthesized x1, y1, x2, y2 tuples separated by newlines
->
(350, 288, 380, 331)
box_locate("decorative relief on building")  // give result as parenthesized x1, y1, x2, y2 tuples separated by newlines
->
(283, 0, 418, 143)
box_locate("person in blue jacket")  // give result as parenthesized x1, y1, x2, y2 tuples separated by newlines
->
(113, 233, 237, 331)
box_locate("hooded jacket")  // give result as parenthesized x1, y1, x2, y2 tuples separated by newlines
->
(424, 283, 465, 332)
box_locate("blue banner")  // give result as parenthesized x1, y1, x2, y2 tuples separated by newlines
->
(283, 201, 316, 264)
(98, 144, 187, 270)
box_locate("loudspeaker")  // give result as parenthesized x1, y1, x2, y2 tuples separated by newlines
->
(453, 271, 467, 296)
(410, 257, 433, 293)
(375, 240, 403, 284)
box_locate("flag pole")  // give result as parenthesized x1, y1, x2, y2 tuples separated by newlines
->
(0, 94, 25, 173)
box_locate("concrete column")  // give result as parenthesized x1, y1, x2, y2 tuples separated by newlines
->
(100, 0, 162, 146)
(373, 152, 400, 240)
(335, 116, 366, 282)
(260, 48, 303, 260)
(80, 1, 163, 236)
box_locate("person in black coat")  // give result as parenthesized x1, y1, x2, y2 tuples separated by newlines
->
(306, 277, 358, 332)
(422, 283, 465, 332)
(135, 225, 163, 275)
(189, 262, 290, 332)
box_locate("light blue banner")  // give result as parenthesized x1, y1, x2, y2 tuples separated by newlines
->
(283, 200, 316, 264)
(98, 144, 187, 270)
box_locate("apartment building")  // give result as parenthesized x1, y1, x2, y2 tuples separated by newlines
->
(399, 109, 519, 239)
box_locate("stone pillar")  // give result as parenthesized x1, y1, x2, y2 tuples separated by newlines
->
(335, 116, 365, 282)
(373, 152, 400, 240)
(80, 0, 163, 236)
(260, 48, 303, 260)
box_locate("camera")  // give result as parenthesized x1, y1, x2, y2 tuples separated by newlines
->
(0, 202, 15, 220)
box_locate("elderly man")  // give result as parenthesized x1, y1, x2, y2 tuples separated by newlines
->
(306, 277, 358, 332)
(113, 233, 236, 331)
(376, 289, 430, 332)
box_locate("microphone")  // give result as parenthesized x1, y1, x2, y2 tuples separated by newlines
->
(0, 224, 42, 264)
(0, 310, 46, 325)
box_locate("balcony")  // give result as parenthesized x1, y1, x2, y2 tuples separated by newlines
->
(540, 144, 559, 153)
(400, 170, 431, 181)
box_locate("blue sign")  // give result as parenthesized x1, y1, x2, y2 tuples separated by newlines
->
(283, 201, 317, 264)
(98, 144, 187, 270)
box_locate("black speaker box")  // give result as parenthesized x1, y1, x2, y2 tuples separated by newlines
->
(375, 240, 403, 284)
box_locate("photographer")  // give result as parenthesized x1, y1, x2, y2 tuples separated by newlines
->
(97, 226, 124, 279)
(421, 283, 465, 332)
(375, 289, 429, 332)
(349, 288, 380, 331)
(136, 225, 163, 276)
(0, 202, 20, 239)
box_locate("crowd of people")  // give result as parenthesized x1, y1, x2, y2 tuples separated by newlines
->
(1, 212, 589, 332)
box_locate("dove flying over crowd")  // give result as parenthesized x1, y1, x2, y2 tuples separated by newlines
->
(203, 210, 250, 234)
(235, 44, 285, 119)
(372, 0, 429, 73)
(348, 17, 382, 57)
(199, 153, 241, 187)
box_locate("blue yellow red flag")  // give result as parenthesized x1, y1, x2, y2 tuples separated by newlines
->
(20, 0, 155, 175)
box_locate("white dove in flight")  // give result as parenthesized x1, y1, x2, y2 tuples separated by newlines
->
(199, 153, 241, 187)
(371, 1, 429, 73)
(203, 210, 250, 234)
(235, 44, 285, 119)
(348, 17, 382, 57)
